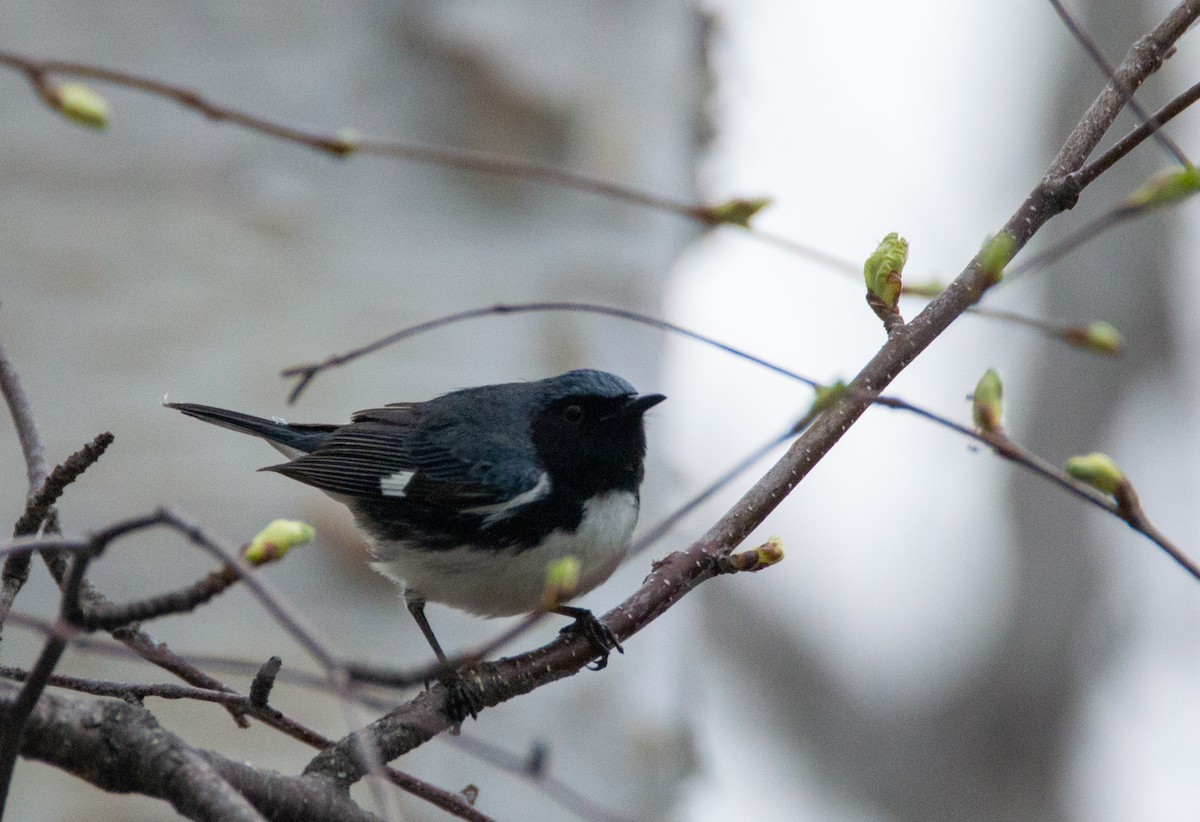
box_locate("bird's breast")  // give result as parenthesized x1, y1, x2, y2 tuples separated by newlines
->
(369, 489, 640, 617)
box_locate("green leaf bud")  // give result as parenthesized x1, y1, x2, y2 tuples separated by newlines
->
(702, 197, 772, 228)
(863, 232, 909, 311)
(978, 231, 1017, 283)
(542, 555, 581, 608)
(1124, 167, 1200, 211)
(53, 82, 110, 129)
(972, 368, 1004, 434)
(244, 519, 315, 565)
(1065, 321, 1124, 355)
(1065, 453, 1125, 496)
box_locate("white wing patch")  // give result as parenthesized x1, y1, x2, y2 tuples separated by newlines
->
(380, 470, 416, 497)
(463, 472, 552, 525)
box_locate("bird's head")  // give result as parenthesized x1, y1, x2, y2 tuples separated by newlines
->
(530, 370, 665, 495)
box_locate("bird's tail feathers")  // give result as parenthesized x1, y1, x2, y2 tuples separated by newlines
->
(166, 402, 333, 455)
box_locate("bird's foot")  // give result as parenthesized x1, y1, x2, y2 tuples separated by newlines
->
(555, 606, 623, 671)
(436, 668, 484, 725)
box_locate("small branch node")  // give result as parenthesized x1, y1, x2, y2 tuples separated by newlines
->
(250, 656, 283, 709)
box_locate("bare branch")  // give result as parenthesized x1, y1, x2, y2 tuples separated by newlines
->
(2, 433, 114, 634)
(0, 338, 49, 494)
(869, 395, 1200, 579)
(1048, 0, 1191, 166)
(279, 301, 820, 404)
(9, 682, 374, 822)
(1076, 80, 1200, 187)
(11, 432, 114, 538)
(0, 511, 178, 812)
(1044, 1, 1198, 183)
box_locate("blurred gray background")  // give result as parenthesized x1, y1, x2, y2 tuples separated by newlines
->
(2, 2, 701, 820)
(3, 1, 1200, 821)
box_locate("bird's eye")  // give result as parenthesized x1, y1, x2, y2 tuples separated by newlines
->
(562, 404, 584, 423)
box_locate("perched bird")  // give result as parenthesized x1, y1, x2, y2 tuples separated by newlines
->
(167, 369, 664, 677)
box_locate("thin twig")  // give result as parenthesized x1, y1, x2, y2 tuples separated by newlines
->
(1075, 80, 1200, 188)
(280, 301, 819, 404)
(965, 306, 1121, 354)
(448, 733, 636, 822)
(140, 507, 402, 820)
(1005, 205, 1134, 279)
(0, 49, 872, 286)
(11, 433, 114, 538)
(0, 665, 245, 706)
(80, 566, 242, 631)
(109, 627, 249, 721)
(0, 510, 179, 814)
(2, 433, 114, 634)
(1003, 78, 1200, 283)
(0, 338, 49, 494)
(869, 395, 1200, 579)
(1048, 0, 1191, 166)
(630, 427, 796, 558)
(0, 338, 56, 641)
(23, 508, 403, 817)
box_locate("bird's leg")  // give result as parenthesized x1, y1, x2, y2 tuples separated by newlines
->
(406, 594, 449, 664)
(553, 605, 623, 671)
(405, 593, 483, 724)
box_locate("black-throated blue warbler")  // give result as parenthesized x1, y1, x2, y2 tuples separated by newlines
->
(167, 369, 665, 678)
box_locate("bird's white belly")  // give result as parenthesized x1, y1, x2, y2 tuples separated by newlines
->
(370, 490, 639, 617)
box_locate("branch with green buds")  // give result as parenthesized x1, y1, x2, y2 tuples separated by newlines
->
(1006, 168, 1200, 282)
(873, 380, 1200, 583)
(70, 519, 316, 631)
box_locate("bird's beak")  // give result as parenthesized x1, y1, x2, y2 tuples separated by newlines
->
(620, 392, 666, 417)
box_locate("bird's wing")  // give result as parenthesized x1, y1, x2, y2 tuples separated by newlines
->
(264, 405, 543, 512)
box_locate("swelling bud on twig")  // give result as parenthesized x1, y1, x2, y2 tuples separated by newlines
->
(699, 196, 772, 228)
(791, 380, 847, 434)
(331, 127, 359, 157)
(972, 368, 1004, 434)
(978, 232, 1017, 284)
(51, 82, 110, 128)
(717, 537, 785, 574)
(541, 555, 581, 608)
(864, 233, 908, 330)
(864, 232, 908, 310)
(243, 519, 315, 565)
(1065, 453, 1125, 496)
(1064, 320, 1124, 355)
(812, 380, 847, 414)
(1123, 166, 1200, 211)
